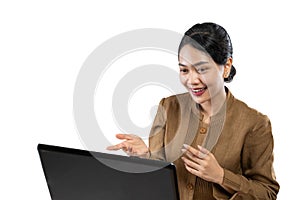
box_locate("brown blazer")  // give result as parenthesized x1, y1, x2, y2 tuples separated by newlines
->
(148, 88, 280, 200)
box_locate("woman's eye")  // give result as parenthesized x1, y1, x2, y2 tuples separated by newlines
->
(197, 67, 208, 73)
(180, 69, 188, 73)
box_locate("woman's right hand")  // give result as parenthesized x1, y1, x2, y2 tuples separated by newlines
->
(106, 134, 149, 157)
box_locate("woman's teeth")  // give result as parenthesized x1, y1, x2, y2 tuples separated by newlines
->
(192, 88, 205, 92)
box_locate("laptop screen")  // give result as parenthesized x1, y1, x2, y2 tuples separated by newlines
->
(38, 144, 180, 200)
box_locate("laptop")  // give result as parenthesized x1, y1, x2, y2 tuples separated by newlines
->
(38, 144, 180, 200)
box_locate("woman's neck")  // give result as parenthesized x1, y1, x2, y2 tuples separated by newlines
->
(200, 89, 227, 118)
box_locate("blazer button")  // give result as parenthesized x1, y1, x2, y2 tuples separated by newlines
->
(186, 183, 194, 190)
(199, 127, 207, 134)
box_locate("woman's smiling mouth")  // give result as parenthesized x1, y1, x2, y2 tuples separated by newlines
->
(190, 86, 207, 96)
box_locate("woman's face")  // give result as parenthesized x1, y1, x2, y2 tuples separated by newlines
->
(178, 44, 228, 105)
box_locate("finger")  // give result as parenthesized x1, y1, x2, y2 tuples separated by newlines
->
(183, 150, 201, 163)
(116, 134, 134, 140)
(106, 142, 126, 150)
(183, 144, 201, 157)
(181, 156, 202, 171)
(127, 146, 133, 152)
(197, 145, 210, 156)
(125, 147, 141, 157)
(106, 145, 121, 150)
(184, 163, 202, 177)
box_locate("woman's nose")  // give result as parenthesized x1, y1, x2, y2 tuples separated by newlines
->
(187, 70, 201, 85)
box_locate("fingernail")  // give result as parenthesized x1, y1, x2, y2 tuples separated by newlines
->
(181, 148, 186, 153)
(183, 144, 189, 148)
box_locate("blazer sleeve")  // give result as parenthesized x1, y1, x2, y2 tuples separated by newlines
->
(148, 98, 167, 161)
(221, 115, 280, 199)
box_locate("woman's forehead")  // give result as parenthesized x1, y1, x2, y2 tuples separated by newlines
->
(179, 45, 212, 65)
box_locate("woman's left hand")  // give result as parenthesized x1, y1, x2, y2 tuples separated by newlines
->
(181, 144, 224, 184)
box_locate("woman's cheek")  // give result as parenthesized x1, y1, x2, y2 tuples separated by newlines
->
(179, 75, 187, 86)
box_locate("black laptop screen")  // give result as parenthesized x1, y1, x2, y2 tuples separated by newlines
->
(38, 144, 179, 200)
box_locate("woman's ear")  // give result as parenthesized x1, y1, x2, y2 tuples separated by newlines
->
(223, 57, 233, 78)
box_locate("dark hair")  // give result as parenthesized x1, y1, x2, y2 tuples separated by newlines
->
(178, 22, 236, 82)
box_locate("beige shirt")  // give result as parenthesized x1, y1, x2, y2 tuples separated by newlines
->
(148, 88, 280, 199)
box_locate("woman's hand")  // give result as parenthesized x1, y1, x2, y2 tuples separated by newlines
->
(181, 144, 224, 184)
(106, 134, 149, 157)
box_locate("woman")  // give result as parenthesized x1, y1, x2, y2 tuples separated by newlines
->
(107, 22, 280, 199)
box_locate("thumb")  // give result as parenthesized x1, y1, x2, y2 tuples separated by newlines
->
(116, 133, 133, 140)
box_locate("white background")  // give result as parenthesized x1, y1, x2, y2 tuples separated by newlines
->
(1, 0, 299, 199)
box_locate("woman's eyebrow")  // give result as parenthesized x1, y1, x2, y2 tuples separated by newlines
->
(178, 61, 209, 67)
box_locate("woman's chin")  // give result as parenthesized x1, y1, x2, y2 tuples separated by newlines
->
(189, 93, 208, 105)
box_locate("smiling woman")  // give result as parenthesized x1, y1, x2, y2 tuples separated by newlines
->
(107, 22, 280, 200)
(178, 45, 230, 118)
